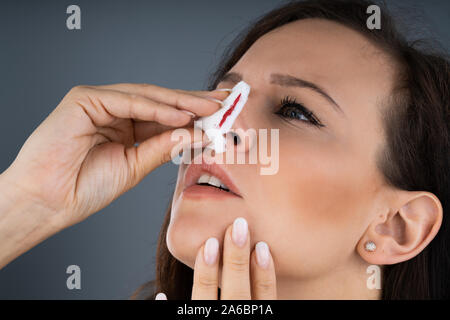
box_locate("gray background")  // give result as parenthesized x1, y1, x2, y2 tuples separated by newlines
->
(0, 0, 448, 299)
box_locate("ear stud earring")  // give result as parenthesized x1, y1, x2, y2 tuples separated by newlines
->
(364, 241, 376, 252)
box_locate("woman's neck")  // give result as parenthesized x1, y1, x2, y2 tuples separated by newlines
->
(276, 259, 382, 299)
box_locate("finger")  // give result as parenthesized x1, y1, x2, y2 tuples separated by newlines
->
(175, 88, 231, 103)
(192, 237, 220, 300)
(131, 126, 209, 179)
(221, 217, 251, 300)
(96, 83, 231, 107)
(92, 83, 222, 116)
(68, 86, 193, 127)
(250, 242, 277, 300)
(133, 117, 199, 143)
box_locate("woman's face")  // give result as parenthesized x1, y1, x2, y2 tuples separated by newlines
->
(167, 19, 397, 285)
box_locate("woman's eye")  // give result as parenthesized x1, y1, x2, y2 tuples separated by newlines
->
(275, 96, 324, 127)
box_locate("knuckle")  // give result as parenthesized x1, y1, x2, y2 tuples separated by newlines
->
(128, 92, 138, 101)
(137, 83, 149, 90)
(138, 83, 156, 91)
(161, 153, 171, 165)
(66, 85, 90, 102)
(149, 102, 161, 121)
(173, 92, 182, 108)
(130, 94, 139, 105)
(125, 94, 137, 117)
(227, 257, 249, 273)
(255, 278, 275, 292)
(159, 147, 173, 165)
(195, 274, 217, 289)
(69, 85, 84, 95)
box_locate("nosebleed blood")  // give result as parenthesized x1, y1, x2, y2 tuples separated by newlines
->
(218, 93, 241, 128)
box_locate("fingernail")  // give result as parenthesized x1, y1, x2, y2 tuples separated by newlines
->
(255, 241, 270, 269)
(205, 97, 224, 106)
(204, 237, 219, 265)
(213, 88, 233, 92)
(155, 292, 167, 300)
(181, 110, 196, 117)
(232, 217, 248, 247)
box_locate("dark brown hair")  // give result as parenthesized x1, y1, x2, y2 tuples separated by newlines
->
(133, 0, 450, 299)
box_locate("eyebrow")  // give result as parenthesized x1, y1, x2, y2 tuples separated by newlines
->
(218, 71, 344, 116)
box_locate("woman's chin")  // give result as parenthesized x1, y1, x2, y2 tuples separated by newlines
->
(166, 213, 218, 268)
(166, 194, 249, 268)
(166, 208, 225, 269)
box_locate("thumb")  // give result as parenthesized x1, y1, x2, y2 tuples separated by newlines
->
(131, 126, 208, 180)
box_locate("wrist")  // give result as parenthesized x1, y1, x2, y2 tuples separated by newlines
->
(0, 170, 63, 268)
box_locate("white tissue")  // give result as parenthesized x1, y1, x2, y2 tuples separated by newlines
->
(194, 80, 250, 153)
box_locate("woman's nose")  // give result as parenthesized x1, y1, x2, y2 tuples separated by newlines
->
(224, 116, 257, 153)
(226, 130, 241, 146)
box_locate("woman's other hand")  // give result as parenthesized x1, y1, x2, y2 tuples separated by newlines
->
(191, 217, 277, 300)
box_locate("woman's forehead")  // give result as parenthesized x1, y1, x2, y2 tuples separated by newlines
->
(234, 19, 396, 112)
(243, 19, 387, 72)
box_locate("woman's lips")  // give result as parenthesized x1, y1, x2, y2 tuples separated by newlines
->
(182, 184, 239, 199)
(182, 161, 242, 199)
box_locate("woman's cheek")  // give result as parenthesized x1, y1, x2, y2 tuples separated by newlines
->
(252, 139, 371, 278)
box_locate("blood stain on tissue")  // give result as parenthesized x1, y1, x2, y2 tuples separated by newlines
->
(219, 93, 241, 128)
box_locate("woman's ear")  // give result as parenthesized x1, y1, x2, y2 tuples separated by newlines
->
(357, 191, 443, 265)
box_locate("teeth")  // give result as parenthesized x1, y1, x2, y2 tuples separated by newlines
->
(208, 176, 222, 188)
(220, 183, 229, 191)
(196, 173, 230, 191)
(197, 174, 210, 184)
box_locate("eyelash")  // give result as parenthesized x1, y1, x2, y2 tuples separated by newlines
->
(275, 96, 324, 127)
